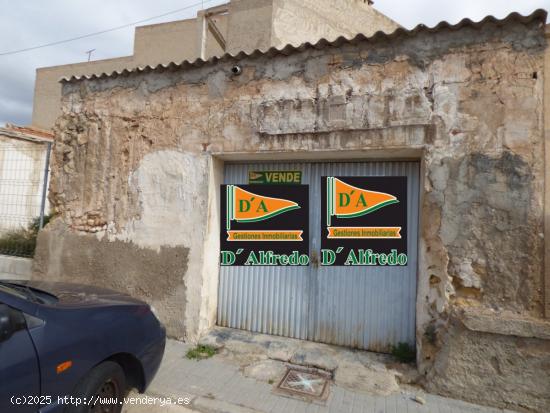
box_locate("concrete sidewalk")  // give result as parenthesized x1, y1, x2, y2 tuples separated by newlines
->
(124, 339, 515, 413)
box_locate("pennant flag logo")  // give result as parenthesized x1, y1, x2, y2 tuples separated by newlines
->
(326, 177, 399, 226)
(226, 185, 300, 230)
(248, 172, 263, 181)
(321, 176, 407, 265)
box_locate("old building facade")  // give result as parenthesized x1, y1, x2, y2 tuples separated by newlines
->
(34, 9, 550, 412)
(31, 0, 398, 130)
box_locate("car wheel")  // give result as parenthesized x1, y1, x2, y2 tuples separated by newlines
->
(66, 361, 127, 413)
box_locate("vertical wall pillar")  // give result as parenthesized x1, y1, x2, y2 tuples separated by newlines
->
(197, 155, 223, 337)
(198, 11, 208, 61)
(544, 27, 550, 318)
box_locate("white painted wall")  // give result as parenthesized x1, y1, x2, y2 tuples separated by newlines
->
(0, 136, 49, 234)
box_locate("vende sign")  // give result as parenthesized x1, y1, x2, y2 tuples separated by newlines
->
(248, 170, 302, 184)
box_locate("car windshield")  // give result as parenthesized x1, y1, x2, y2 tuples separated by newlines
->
(0, 281, 57, 304)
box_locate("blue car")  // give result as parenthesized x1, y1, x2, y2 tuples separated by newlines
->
(0, 280, 166, 413)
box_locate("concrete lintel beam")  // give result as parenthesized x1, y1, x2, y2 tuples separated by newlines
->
(458, 308, 550, 340)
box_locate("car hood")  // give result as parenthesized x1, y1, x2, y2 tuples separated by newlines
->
(7, 280, 146, 308)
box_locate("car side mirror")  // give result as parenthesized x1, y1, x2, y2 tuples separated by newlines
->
(0, 304, 15, 342)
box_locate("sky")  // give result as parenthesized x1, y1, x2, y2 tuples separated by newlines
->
(0, 0, 549, 127)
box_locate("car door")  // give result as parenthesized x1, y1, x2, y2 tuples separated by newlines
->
(0, 303, 41, 413)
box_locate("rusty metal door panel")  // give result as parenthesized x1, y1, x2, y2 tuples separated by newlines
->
(218, 161, 419, 351)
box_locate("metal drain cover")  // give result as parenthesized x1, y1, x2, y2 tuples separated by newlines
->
(276, 368, 329, 400)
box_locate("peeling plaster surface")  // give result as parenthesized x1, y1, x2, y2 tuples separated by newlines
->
(117, 150, 211, 338)
(35, 17, 549, 411)
(33, 225, 189, 337)
(116, 150, 208, 249)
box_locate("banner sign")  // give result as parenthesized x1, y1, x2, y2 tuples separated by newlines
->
(248, 171, 302, 184)
(220, 185, 309, 266)
(321, 176, 408, 266)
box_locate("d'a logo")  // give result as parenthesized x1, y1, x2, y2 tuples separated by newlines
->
(321, 176, 407, 266)
(327, 177, 398, 226)
(226, 185, 300, 230)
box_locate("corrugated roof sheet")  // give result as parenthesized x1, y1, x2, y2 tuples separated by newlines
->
(0, 124, 54, 142)
(60, 9, 547, 83)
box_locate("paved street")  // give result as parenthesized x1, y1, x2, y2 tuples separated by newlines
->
(123, 339, 516, 413)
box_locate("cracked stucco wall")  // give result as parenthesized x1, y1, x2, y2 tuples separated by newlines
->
(33, 16, 549, 411)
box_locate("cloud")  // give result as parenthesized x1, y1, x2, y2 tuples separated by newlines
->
(0, 0, 227, 127)
(0, 0, 548, 127)
(0, 98, 32, 126)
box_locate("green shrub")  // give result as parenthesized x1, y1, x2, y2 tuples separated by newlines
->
(28, 215, 51, 233)
(0, 215, 52, 258)
(0, 230, 36, 257)
(390, 342, 416, 363)
(186, 345, 217, 360)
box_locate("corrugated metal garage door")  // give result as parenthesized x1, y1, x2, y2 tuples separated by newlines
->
(218, 161, 419, 352)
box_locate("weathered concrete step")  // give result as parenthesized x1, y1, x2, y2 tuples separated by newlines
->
(137, 338, 515, 413)
(199, 326, 417, 396)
